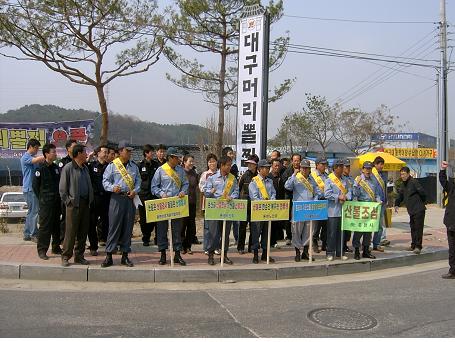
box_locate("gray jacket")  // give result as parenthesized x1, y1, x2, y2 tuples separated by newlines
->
(59, 160, 94, 207)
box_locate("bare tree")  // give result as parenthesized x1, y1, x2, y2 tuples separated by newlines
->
(0, 0, 165, 144)
(333, 104, 398, 154)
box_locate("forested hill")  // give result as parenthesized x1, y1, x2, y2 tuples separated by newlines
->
(0, 104, 211, 145)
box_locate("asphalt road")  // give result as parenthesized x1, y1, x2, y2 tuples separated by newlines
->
(0, 262, 454, 338)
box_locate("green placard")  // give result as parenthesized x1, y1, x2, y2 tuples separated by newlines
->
(205, 198, 248, 221)
(341, 201, 381, 232)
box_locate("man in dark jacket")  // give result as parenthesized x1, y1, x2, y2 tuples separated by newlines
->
(394, 166, 426, 254)
(138, 144, 159, 246)
(439, 160, 455, 279)
(33, 143, 61, 259)
(59, 144, 94, 266)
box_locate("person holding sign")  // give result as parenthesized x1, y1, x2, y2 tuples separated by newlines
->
(342, 159, 354, 253)
(249, 159, 276, 264)
(310, 157, 329, 253)
(203, 156, 239, 265)
(324, 159, 352, 261)
(151, 147, 189, 266)
(101, 142, 141, 268)
(284, 159, 320, 262)
(353, 161, 381, 260)
(371, 156, 388, 252)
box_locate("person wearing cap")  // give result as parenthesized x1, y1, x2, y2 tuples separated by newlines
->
(101, 142, 140, 268)
(59, 144, 94, 267)
(353, 161, 381, 260)
(394, 166, 427, 254)
(324, 159, 352, 261)
(281, 153, 303, 245)
(310, 157, 329, 253)
(371, 156, 388, 252)
(203, 156, 239, 265)
(249, 159, 277, 263)
(237, 154, 259, 254)
(284, 159, 320, 262)
(151, 147, 189, 266)
(138, 144, 160, 247)
(342, 159, 354, 253)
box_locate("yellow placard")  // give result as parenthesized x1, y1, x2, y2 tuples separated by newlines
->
(383, 148, 436, 159)
(145, 196, 189, 223)
(250, 200, 290, 222)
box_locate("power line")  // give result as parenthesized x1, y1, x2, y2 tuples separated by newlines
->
(330, 29, 439, 105)
(283, 14, 436, 25)
(389, 83, 437, 110)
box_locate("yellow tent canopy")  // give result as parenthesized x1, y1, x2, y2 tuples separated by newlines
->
(357, 152, 406, 171)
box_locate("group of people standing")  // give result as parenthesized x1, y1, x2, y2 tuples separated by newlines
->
(22, 139, 453, 276)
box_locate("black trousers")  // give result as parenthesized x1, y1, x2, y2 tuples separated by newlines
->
(88, 194, 109, 251)
(271, 220, 285, 245)
(138, 195, 157, 244)
(238, 200, 251, 251)
(352, 232, 372, 248)
(447, 228, 455, 275)
(343, 230, 352, 247)
(313, 219, 327, 247)
(62, 199, 90, 260)
(327, 217, 344, 257)
(182, 202, 196, 250)
(37, 199, 61, 254)
(60, 201, 66, 244)
(410, 210, 425, 249)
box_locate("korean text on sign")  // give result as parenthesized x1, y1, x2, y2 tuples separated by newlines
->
(250, 200, 290, 222)
(205, 198, 248, 221)
(236, 14, 265, 171)
(145, 196, 189, 223)
(341, 201, 381, 232)
(292, 200, 328, 222)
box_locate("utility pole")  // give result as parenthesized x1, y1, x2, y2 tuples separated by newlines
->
(437, 0, 449, 206)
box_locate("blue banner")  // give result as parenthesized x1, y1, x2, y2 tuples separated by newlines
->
(292, 200, 328, 222)
(0, 120, 95, 158)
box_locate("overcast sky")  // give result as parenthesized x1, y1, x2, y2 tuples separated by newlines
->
(0, 0, 453, 141)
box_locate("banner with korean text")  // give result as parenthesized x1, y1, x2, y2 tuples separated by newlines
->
(292, 200, 328, 222)
(251, 200, 290, 222)
(341, 201, 381, 232)
(205, 198, 248, 221)
(236, 11, 266, 172)
(0, 120, 95, 158)
(145, 196, 189, 223)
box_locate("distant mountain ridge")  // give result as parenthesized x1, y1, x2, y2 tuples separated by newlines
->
(0, 104, 210, 145)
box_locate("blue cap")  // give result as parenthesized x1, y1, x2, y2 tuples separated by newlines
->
(118, 141, 133, 151)
(315, 157, 328, 164)
(167, 147, 182, 157)
(258, 159, 271, 168)
(362, 161, 373, 169)
(300, 159, 311, 168)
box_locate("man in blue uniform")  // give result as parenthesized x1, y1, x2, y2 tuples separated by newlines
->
(101, 142, 141, 267)
(249, 159, 276, 264)
(151, 147, 189, 266)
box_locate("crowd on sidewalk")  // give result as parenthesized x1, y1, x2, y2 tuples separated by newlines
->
(19, 138, 454, 279)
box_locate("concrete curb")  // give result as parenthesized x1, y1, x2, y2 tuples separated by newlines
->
(0, 248, 448, 283)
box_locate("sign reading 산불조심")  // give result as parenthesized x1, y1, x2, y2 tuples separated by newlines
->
(341, 201, 381, 232)
(145, 196, 189, 223)
(250, 200, 290, 222)
(292, 200, 328, 222)
(204, 198, 248, 221)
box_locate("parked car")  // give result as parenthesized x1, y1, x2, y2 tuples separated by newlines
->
(0, 192, 28, 219)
